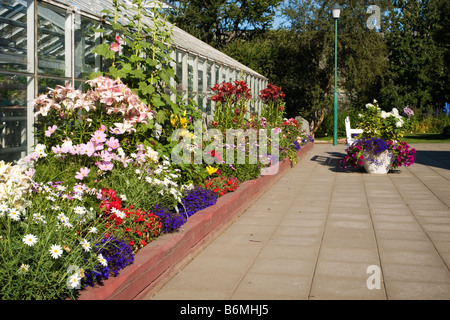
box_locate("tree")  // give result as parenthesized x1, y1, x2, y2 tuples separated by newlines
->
(165, 0, 283, 48)
(385, 0, 446, 114)
(277, 0, 393, 134)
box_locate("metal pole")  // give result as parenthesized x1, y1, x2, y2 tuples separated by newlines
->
(333, 18, 338, 146)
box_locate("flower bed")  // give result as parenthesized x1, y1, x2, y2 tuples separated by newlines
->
(0, 2, 315, 299)
(77, 141, 313, 300)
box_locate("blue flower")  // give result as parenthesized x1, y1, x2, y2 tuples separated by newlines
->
(83, 236, 134, 287)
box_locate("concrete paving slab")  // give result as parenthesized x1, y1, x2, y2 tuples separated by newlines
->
(146, 143, 450, 300)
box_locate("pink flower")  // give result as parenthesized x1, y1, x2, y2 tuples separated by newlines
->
(75, 167, 90, 180)
(98, 124, 107, 132)
(79, 142, 96, 157)
(110, 42, 120, 53)
(115, 35, 121, 44)
(91, 130, 107, 143)
(98, 150, 114, 162)
(106, 137, 120, 150)
(98, 161, 114, 171)
(45, 125, 57, 137)
(24, 168, 35, 178)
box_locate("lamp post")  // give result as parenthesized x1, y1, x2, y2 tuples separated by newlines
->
(331, 3, 342, 146)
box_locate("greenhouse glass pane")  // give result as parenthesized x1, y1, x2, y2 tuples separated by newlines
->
(214, 65, 219, 86)
(38, 77, 68, 95)
(187, 54, 195, 93)
(207, 61, 212, 89)
(222, 66, 228, 83)
(75, 15, 100, 79)
(0, 0, 29, 73)
(198, 58, 204, 94)
(0, 73, 28, 162)
(37, 3, 67, 76)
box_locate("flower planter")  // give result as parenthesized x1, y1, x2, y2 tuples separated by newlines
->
(77, 141, 314, 300)
(362, 149, 394, 174)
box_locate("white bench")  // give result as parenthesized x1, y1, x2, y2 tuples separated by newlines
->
(345, 116, 363, 146)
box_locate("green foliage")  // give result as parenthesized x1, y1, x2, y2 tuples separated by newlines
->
(0, 180, 107, 300)
(92, 0, 178, 132)
(166, 0, 283, 48)
(385, 0, 447, 112)
(356, 100, 408, 141)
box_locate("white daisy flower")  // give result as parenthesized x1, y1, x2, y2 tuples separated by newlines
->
(22, 234, 38, 247)
(88, 226, 98, 234)
(19, 263, 30, 273)
(111, 207, 126, 219)
(32, 213, 46, 225)
(73, 206, 86, 215)
(67, 273, 81, 289)
(98, 254, 108, 267)
(57, 213, 69, 223)
(49, 244, 63, 259)
(119, 194, 127, 201)
(63, 221, 73, 228)
(8, 208, 21, 221)
(0, 203, 9, 213)
(80, 239, 91, 252)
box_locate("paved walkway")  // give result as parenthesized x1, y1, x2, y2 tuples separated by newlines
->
(145, 143, 450, 300)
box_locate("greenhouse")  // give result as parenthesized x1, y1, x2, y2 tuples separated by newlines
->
(0, 0, 268, 162)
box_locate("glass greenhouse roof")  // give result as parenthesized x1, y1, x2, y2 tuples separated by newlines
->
(38, 0, 267, 79)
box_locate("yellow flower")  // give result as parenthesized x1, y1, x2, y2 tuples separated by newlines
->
(206, 166, 218, 175)
(170, 111, 188, 128)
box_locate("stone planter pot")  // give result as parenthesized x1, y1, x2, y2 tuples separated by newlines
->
(363, 149, 394, 174)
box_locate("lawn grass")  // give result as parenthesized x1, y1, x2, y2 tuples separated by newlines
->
(315, 133, 450, 144)
(402, 133, 450, 144)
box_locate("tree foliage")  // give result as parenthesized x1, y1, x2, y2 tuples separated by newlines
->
(166, 0, 450, 134)
(165, 0, 283, 48)
(384, 0, 448, 114)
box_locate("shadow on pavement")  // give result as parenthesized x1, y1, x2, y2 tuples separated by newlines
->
(310, 151, 363, 173)
(413, 150, 450, 170)
(311, 148, 450, 172)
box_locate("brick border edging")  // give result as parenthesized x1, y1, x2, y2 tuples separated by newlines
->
(78, 142, 314, 300)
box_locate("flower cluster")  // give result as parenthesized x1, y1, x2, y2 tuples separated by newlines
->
(361, 138, 389, 155)
(33, 76, 154, 136)
(260, 84, 286, 125)
(259, 83, 285, 103)
(0, 161, 32, 210)
(178, 186, 218, 218)
(389, 140, 416, 168)
(357, 100, 407, 142)
(340, 139, 365, 170)
(210, 80, 252, 129)
(340, 138, 416, 170)
(98, 188, 162, 252)
(84, 236, 134, 287)
(204, 176, 239, 196)
(153, 205, 186, 233)
(210, 80, 252, 103)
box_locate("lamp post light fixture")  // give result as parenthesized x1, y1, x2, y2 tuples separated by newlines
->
(331, 3, 342, 146)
